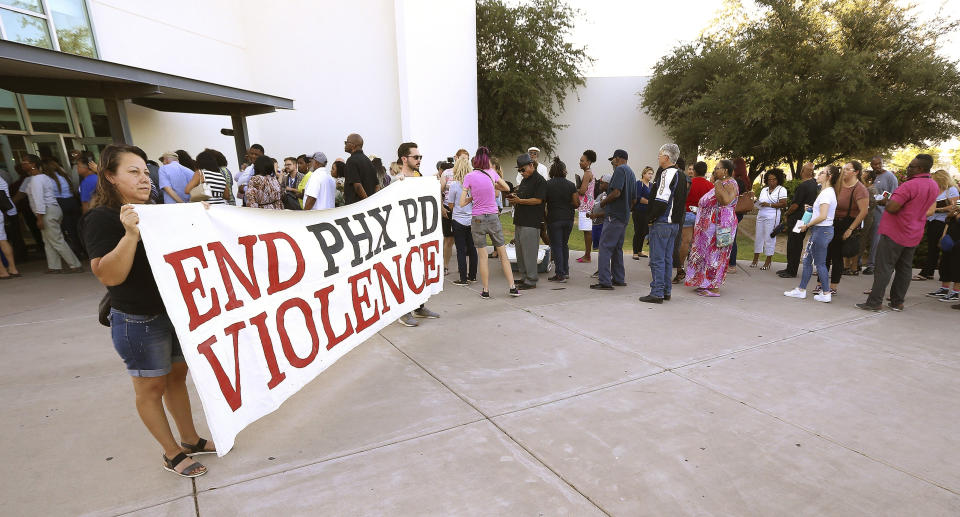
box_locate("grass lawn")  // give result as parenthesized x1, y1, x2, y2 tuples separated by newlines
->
(495, 213, 787, 263)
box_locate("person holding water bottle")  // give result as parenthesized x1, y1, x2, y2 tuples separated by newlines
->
(783, 166, 841, 302)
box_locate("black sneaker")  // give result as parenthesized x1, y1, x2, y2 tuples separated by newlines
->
(590, 283, 614, 290)
(855, 302, 881, 312)
(927, 287, 949, 298)
(940, 292, 959, 302)
(480, 291, 491, 299)
(452, 279, 469, 286)
(516, 282, 536, 290)
(663, 294, 671, 301)
(638, 294, 663, 304)
(862, 266, 875, 275)
(547, 275, 564, 282)
(508, 287, 521, 297)
(613, 281, 627, 287)
(776, 270, 797, 278)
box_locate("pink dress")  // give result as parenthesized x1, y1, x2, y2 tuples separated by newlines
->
(685, 178, 739, 289)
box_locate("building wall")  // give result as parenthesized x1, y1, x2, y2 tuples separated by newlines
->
(551, 76, 671, 176)
(86, 0, 478, 172)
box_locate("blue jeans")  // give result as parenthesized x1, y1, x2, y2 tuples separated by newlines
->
(592, 222, 603, 249)
(649, 222, 679, 297)
(109, 309, 184, 377)
(548, 219, 573, 276)
(598, 217, 627, 285)
(799, 225, 834, 291)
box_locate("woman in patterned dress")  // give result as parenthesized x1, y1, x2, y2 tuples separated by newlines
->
(684, 159, 740, 296)
(244, 156, 284, 209)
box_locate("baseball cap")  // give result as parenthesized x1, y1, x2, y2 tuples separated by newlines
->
(608, 149, 628, 161)
(308, 151, 327, 164)
(516, 153, 534, 170)
(160, 152, 178, 161)
(599, 173, 613, 182)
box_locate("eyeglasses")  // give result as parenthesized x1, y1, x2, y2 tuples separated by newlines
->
(406, 155, 422, 160)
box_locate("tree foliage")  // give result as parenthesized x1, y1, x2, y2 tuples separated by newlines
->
(641, 0, 960, 180)
(476, 0, 592, 156)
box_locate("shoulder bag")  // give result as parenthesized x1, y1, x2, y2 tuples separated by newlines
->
(189, 180, 212, 202)
(0, 189, 13, 213)
(735, 191, 755, 214)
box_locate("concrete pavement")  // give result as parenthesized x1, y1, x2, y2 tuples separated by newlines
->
(1, 254, 959, 516)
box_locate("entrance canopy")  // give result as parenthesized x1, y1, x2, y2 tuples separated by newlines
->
(0, 40, 293, 158)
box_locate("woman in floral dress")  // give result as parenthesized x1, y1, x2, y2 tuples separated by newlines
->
(244, 156, 284, 209)
(685, 159, 740, 296)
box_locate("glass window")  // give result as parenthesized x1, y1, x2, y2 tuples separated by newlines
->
(74, 98, 109, 137)
(48, 0, 96, 57)
(23, 94, 72, 133)
(0, 88, 24, 131)
(0, 9, 52, 49)
(0, 1, 43, 13)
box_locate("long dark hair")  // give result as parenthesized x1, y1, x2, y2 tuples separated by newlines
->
(827, 165, 842, 189)
(39, 157, 76, 194)
(91, 144, 149, 210)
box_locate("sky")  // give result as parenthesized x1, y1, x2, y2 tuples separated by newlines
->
(564, 0, 960, 77)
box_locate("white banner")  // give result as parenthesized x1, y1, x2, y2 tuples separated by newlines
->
(135, 177, 444, 455)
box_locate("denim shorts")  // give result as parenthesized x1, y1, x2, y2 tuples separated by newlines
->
(471, 213, 506, 248)
(109, 309, 184, 377)
(683, 210, 697, 228)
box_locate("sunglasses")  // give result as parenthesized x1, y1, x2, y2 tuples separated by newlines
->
(406, 155, 423, 160)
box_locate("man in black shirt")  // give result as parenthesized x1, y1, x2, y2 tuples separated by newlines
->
(778, 162, 818, 278)
(343, 133, 380, 204)
(507, 154, 547, 289)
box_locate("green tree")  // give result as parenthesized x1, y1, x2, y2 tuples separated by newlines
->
(476, 0, 592, 156)
(641, 0, 960, 181)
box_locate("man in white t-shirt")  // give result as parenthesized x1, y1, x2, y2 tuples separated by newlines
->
(303, 151, 335, 210)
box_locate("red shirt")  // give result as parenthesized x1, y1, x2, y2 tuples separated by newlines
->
(686, 176, 714, 212)
(879, 173, 938, 247)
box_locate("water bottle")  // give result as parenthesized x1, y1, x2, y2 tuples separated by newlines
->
(801, 206, 813, 224)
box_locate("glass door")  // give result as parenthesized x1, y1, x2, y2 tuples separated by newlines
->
(25, 133, 72, 182)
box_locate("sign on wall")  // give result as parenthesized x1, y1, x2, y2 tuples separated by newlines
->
(135, 178, 444, 455)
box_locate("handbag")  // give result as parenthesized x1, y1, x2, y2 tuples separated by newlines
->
(98, 292, 111, 327)
(941, 234, 956, 252)
(735, 192, 755, 214)
(189, 181, 212, 202)
(716, 226, 734, 247)
(0, 189, 12, 213)
(282, 192, 302, 210)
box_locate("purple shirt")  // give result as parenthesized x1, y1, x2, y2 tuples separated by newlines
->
(879, 173, 938, 247)
(462, 169, 500, 216)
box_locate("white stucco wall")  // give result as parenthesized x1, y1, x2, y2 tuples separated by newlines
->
(551, 76, 671, 176)
(85, 0, 478, 172)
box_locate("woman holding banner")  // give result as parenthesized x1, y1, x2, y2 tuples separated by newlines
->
(81, 144, 214, 478)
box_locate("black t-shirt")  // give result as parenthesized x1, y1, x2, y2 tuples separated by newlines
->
(343, 151, 379, 205)
(545, 177, 577, 223)
(80, 206, 165, 315)
(513, 173, 547, 228)
(789, 178, 820, 221)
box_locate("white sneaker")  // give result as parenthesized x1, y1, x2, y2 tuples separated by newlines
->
(814, 292, 832, 303)
(784, 288, 807, 299)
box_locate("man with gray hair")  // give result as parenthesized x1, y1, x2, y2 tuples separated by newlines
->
(863, 156, 899, 275)
(640, 143, 688, 303)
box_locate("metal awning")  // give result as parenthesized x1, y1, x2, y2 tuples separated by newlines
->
(0, 40, 293, 116)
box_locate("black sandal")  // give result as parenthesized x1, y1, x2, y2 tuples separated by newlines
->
(181, 437, 216, 456)
(163, 452, 206, 478)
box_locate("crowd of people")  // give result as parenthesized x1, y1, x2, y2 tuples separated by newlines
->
(0, 134, 952, 479)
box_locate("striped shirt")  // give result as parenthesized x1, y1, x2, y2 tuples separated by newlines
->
(201, 169, 229, 205)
